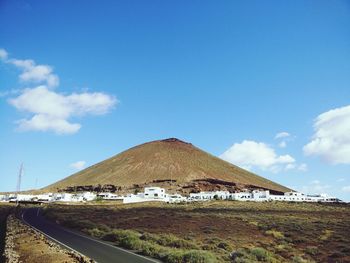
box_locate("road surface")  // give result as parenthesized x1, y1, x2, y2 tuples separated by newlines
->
(21, 208, 159, 263)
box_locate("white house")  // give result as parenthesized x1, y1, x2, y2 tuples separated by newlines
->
(97, 192, 122, 201)
(53, 193, 75, 202)
(229, 191, 253, 201)
(81, 192, 97, 201)
(123, 187, 171, 204)
(305, 194, 341, 203)
(144, 187, 167, 199)
(15, 194, 35, 202)
(269, 191, 307, 202)
(252, 190, 270, 201)
(35, 193, 54, 202)
(168, 194, 187, 203)
(189, 191, 230, 201)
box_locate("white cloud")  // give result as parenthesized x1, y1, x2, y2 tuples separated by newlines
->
(311, 180, 320, 184)
(275, 132, 290, 139)
(8, 58, 59, 88)
(275, 132, 292, 148)
(303, 105, 350, 164)
(70, 161, 86, 171)
(220, 140, 295, 172)
(1, 48, 118, 135)
(342, 186, 350, 193)
(298, 163, 308, 172)
(0, 89, 20, 98)
(301, 180, 330, 194)
(9, 86, 117, 134)
(285, 163, 296, 170)
(0, 48, 8, 60)
(278, 141, 287, 148)
(16, 114, 81, 134)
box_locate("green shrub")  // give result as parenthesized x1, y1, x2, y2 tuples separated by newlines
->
(292, 256, 308, 263)
(87, 228, 106, 238)
(98, 229, 217, 262)
(102, 229, 142, 249)
(141, 233, 199, 249)
(182, 250, 217, 263)
(265, 230, 284, 240)
(217, 241, 232, 251)
(160, 234, 199, 249)
(162, 249, 217, 263)
(231, 247, 278, 263)
(140, 243, 166, 258)
(251, 247, 269, 261)
(305, 246, 318, 256)
(162, 249, 184, 263)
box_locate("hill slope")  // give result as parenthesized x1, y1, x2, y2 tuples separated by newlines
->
(44, 138, 290, 193)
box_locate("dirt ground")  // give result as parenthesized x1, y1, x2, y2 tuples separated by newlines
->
(44, 201, 350, 262)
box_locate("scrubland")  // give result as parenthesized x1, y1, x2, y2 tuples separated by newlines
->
(42, 201, 350, 263)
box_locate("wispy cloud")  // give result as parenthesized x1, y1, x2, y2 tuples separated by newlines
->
(278, 141, 287, 148)
(1, 48, 118, 134)
(70, 161, 86, 171)
(9, 58, 59, 88)
(301, 180, 331, 195)
(275, 132, 290, 139)
(0, 89, 20, 98)
(0, 48, 8, 60)
(275, 131, 292, 148)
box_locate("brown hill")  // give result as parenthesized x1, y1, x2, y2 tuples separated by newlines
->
(44, 138, 290, 194)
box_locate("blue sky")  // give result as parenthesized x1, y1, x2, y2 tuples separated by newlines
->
(1, 0, 350, 200)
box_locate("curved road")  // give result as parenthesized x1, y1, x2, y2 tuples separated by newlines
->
(21, 208, 160, 263)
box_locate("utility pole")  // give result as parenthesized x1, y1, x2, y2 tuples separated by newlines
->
(16, 163, 24, 194)
(16, 163, 24, 205)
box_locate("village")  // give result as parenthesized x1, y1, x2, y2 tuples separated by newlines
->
(0, 186, 343, 204)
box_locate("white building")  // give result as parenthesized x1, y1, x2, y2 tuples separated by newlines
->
(81, 192, 97, 201)
(305, 194, 341, 203)
(189, 191, 230, 201)
(168, 194, 187, 203)
(268, 191, 342, 203)
(187, 189, 342, 203)
(15, 194, 35, 202)
(53, 193, 77, 202)
(35, 193, 54, 202)
(144, 187, 167, 199)
(123, 187, 175, 204)
(97, 192, 122, 201)
(229, 191, 253, 201)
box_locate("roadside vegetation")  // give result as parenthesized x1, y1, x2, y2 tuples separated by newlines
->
(42, 201, 350, 262)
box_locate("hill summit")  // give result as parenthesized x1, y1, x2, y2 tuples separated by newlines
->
(44, 138, 290, 194)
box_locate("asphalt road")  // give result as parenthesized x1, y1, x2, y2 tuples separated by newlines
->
(21, 208, 159, 263)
